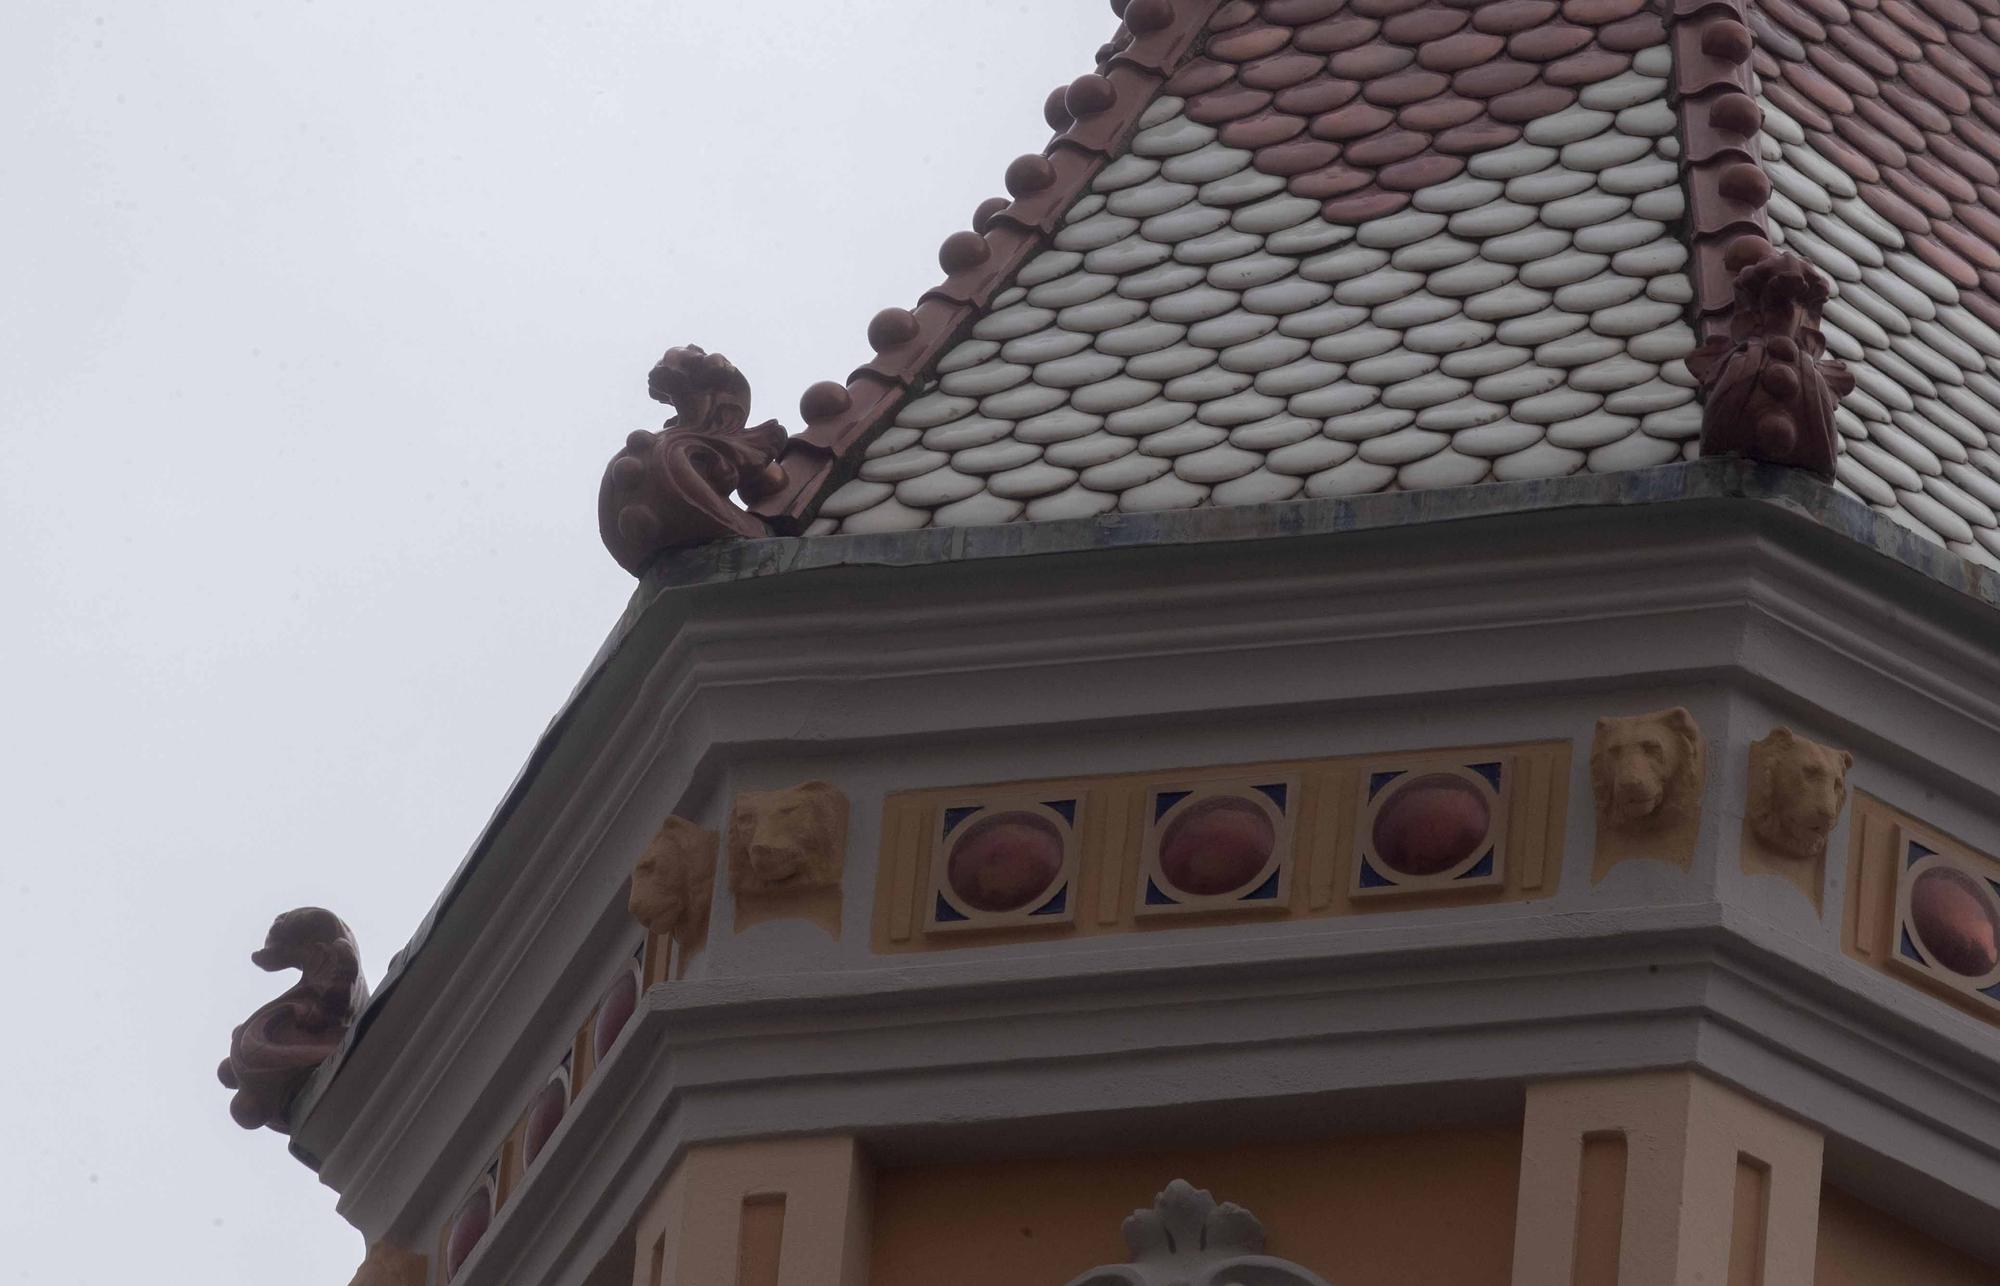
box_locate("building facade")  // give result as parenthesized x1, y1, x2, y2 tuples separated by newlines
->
(223, 2, 2000, 1284)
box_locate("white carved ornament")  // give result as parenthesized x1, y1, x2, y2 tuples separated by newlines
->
(1064, 1180, 1331, 1286)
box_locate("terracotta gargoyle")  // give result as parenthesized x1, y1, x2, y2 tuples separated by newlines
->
(217, 907, 368, 1132)
(1689, 238, 1855, 480)
(598, 346, 788, 574)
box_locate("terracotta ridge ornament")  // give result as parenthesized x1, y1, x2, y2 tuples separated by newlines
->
(1065, 1179, 1330, 1286)
(597, 346, 787, 575)
(1669, 0, 1772, 334)
(747, 0, 1221, 531)
(217, 908, 369, 1133)
(1689, 237, 1855, 479)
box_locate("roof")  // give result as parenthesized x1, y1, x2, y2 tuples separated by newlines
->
(742, 0, 2000, 573)
(1749, 0, 2000, 560)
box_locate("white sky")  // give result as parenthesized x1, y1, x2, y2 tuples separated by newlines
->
(0, 2, 1111, 1281)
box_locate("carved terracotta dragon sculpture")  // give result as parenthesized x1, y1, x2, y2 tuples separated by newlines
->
(217, 907, 368, 1132)
(1689, 237, 1855, 481)
(598, 346, 788, 574)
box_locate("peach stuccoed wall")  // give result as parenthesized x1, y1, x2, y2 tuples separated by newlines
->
(868, 1128, 1524, 1286)
(1813, 1188, 1994, 1286)
(629, 1093, 1990, 1286)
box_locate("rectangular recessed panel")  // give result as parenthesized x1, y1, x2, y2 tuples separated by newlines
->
(1728, 1155, 1770, 1286)
(873, 740, 1570, 951)
(737, 1194, 786, 1286)
(1571, 1132, 1627, 1286)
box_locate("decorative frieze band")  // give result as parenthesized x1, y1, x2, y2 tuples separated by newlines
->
(872, 739, 1573, 952)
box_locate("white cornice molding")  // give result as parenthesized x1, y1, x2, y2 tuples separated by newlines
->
(287, 477, 2000, 1260)
(439, 911, 2000, 1286)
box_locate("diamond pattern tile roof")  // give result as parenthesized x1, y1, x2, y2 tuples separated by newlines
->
(758, 0, 2000, 573)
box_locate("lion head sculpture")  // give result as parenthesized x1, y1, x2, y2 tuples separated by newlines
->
(728, 781, 849, 895)
(1592, 708, 1705, 833)
(1747, 728, 1853, 861)
(628, 815, 717, 944)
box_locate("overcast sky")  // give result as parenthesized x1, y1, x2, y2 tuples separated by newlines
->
(0, 3, 1111, 1281)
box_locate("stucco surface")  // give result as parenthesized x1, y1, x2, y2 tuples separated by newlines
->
(868, 1128, 1522, 1286)
(1814, 1186, 1997, 1286)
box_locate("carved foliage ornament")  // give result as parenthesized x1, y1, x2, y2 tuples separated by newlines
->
(1065, 1181, 1330, 1286)
(1592, 707, 1705, 834)
(1689, 239, 1855, 480)
(598, 346, 788, 575)
(217, 908, 368, 1132)
(1747, 727, 1853, 862)
(629, 814, 718, 945)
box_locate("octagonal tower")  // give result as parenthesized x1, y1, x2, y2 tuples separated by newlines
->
(237, 3, 2000, 1285)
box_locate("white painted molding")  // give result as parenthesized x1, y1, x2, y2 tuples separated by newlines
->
(278, 485, 2000, 1286)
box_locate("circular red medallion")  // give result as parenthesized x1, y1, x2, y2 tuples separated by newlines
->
(946, 811, 1066, 913)
(592, 969, 638, 1061)
(1371, 774, 1491, 877)
(445, 1188, 493, 1280)
(522, 1077, 568, 1168)
(1911, 866, 2000, 978)
(1158, 796, 1276, 897)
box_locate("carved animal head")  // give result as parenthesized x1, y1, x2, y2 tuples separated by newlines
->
(628, 815, 717, 942)
(1592, 708, 1704, 832)
(1727, 241, 1833, 347)
(250, 907, 355, 973)
(647, 344, 753, 435)
(729, 781, 848, 895)
(1748, 728, 1853, 860)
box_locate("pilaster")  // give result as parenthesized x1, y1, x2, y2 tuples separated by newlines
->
(1512, 1071, 1823, 1286)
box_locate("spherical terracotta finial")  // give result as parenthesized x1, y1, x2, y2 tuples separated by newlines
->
(940, 230, 993, 275)
(1718, 162, 1771, 206)
(1710, 92, 1762, 138)
(971, 196, 1011, 235)
(1006, 153, 1058, 198)
(1044, 85, 1075, 132)
(868, 306, 921, 352)
(1110, 0, 1130, 15)
(1723, 233, 1773, 274)
(1701, 18, 1752, 62)
(800, 380, 852, 424)
(1066, 73, 1118, 119)
(1125, 0, 1173, 32)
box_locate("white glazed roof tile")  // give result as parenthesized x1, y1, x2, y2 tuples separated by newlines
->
(824, 13, 2000, 576)
(836, 51, 1693, 536)
(1755, 76, 2000, 569)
